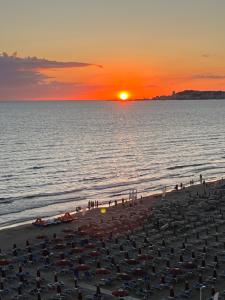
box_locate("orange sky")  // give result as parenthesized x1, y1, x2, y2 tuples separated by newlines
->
(1, 0, 225, 100)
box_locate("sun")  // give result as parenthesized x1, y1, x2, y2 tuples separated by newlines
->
(118, 91, 130, 101)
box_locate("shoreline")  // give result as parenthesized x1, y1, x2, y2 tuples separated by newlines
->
(0, 175, 222, 232)
(0, 176, 223, 248)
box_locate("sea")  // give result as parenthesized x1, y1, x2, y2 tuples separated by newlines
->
(1, 100, 225, 228)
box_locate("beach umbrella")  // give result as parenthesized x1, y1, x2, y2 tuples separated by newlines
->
(56, 284, 62, 296)
(18, 265, 23, 273)
(198, 274, 203, 284)
(116, 265, 121, 272)
(96, 284, 101, 295)
(54, 243, 66, 250)
(132, 268, 146, 276)
(74, 277, 78, 288)
(76, 264, 90, 271)
(0, 259, 11, 266)
(0, 280, 4, 291)
(152, 265, 156, 274)
(42, 249, 49, 257)
(85, 243, 96, 249)
(56, 259, 70, 266)
(96, 261, 101, 268)
(64, 233, 74, 239)
(169, 287, 175, 298)
(183, 261, 197, 269)
(185, 281, 190, 291)
(112, 289, 129, 297)
(36, 279, 41, 290)
(170, 268, 184, 276)
(138, 254, 153, 261)
(96, 268, 111, 275)
(201, 260, 206, 268)
(78, 291, 83, 300)
(1, 269, 6, 279)
(160, 275, 165, 284)
(71, 247, 84, 253)
(36, 235, 48, 240)
(117, 272, 132, 281)
(90, 251, 100, 257)
(125, 258, 138, 265)
(36, 269, 41, 278)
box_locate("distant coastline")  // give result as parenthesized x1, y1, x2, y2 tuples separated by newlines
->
(152, 89, 225, 100)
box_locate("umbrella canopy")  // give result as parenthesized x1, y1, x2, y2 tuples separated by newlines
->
(90, 251, 101, 257)
(96, 268, 111, 274)
(125, 259, 138, 265)
(138, 254, 153, 261)
(71, 247, 85, 253)
(117, 272, 132, 281)
(85, 243, 96, 249)
(112, 289, 129, 297)
(56, 259, 70, 266)
(76, 264, 90, 271)
(170, 268, 184, 276)
(132, 268, 146, 276)
(183, 262, 197, 269)
(0, 259, 12, 266)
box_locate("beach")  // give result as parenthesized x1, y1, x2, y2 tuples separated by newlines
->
(1, 178, 225, 299)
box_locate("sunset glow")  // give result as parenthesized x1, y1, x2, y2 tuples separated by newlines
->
(118, 91, 130, 101)
(1, 0, 225, 101)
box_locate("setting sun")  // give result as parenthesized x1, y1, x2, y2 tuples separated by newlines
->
(118, 91, 130, 101)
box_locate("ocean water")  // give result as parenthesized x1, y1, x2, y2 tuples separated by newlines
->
(1, 100, 225, 227)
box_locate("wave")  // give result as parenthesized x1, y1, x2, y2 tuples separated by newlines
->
(0, 195, 86, 217)
(167, 163, 206, 170)
(29, 166, 45, 170)
(0, 187, 87, 205)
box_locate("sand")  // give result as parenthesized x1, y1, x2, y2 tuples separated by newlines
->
(0, 178, 225, 299)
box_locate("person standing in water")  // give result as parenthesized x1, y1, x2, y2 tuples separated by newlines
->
(200, 174, 203, 184)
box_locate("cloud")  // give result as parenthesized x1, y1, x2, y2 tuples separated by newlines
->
(201, 54, 210, 58)
(0, 52, 102, 99)
(189, 73, 225, 80)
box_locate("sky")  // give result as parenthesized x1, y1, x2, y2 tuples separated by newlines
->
(1, 0, 225, 100)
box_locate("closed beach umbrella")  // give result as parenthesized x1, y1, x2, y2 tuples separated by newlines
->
(185, 280, 189, 291)
(170, 287, 175, 298)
